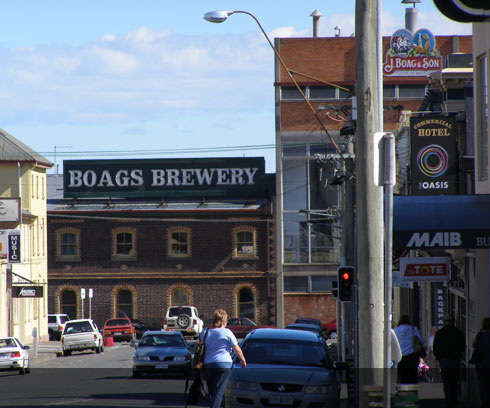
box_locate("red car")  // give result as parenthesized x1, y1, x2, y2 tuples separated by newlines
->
(103, 317, 136, 342)
(322, 320, 337, 339)
(226, 318, 274, 338)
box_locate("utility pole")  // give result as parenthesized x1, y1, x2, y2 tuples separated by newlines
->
(355, 0, 384, 393)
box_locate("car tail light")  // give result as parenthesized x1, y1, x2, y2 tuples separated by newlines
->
(11, 351, 20, 357)
(193, 319, 197, 325)
(103, 330, 110, 336)
(93, 334, 97, 340)
(58, 324, 63, 331)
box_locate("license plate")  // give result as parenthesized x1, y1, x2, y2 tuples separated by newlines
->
(115, 332, 122, 335)
(156, 363, 168, 369)
(269, 396, 293, 405)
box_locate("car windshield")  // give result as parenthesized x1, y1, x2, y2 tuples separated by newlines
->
(0, 339, 16, 348)
(139, 335, 185, 348)
(168, 307, 192, 317)
(106, 319, 131, 326)
(241, 339, 331, 367)
(65, 321, 93, 334)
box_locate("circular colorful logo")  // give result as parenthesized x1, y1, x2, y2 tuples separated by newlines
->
(416, 144, 449, 177)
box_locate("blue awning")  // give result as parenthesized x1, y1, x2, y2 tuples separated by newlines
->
(394, 194, 490, 249)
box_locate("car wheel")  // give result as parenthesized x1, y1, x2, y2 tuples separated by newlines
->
(132, 370, 142, 378)
(18, 366, 25, 375)
(177, 314, 191, 329)
(63, 349, 72, 357)
(48, 330, 54, 341)
(95, 346, 101, 354)
(25, 363, 30, 374)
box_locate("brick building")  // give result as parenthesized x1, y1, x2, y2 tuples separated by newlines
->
(47, 157, 276, 330)
(272, 33, 472, 327)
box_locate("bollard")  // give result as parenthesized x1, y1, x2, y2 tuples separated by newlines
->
(393, 384, 420, 407)
(361, 385, 384, 408)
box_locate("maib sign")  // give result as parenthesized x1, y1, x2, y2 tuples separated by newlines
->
(63, 158, 266, 198)
(399, 257, 450, 281)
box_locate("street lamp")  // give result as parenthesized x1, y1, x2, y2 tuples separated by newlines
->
(203, 10, 345, 160)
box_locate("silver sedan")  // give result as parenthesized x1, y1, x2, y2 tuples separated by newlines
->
(132, 331, 191, 378)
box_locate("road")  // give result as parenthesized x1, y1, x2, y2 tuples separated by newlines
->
(0, 342, 194, 407)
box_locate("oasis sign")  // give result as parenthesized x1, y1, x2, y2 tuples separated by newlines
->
(410, 116, 457, 195)
(63, 158, 266, 198)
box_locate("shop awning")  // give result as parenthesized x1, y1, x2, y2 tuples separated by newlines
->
(394, 194, 490, 250)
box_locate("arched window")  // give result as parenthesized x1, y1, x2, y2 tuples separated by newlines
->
(232, 226, 257, 258)
(117, 289, 133, 318)
(112, 227, 137, 260)
(171, 287, 190, 305)
(238, 287, 255, 319)
(61, 290, 77, 320)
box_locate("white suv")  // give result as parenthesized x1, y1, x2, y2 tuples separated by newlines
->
(48, 314, 71, 341)
(163, 306, 203, 338)
(61, 319, 103, 356)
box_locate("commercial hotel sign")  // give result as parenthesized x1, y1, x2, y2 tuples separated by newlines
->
(410, 116, 457, 195)
(383, 29, 442, 76)
(63, 158, 265, 198)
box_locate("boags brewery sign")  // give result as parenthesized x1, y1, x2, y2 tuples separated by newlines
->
(63, 158, 265, 198)
(383, 29, 442, 76)
(410, 116, 456, 195)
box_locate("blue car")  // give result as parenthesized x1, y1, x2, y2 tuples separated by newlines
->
(224, 328, 341, 407)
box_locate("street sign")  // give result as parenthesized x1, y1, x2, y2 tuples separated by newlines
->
(81, 288, 86, 299)
(89, 288, 93, 298)
(399, 257, 450, 281)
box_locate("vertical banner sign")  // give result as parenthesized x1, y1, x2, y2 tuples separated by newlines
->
(432, 282, 447, 329)
(8, 231, 21, 263)
(410, 116, 457, 195)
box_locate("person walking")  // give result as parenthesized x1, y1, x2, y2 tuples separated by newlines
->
(201, 309, 246, 408)
(394, 315, 425, 383)
(432, 314, 466, 408)
(472, 317, 490, 407)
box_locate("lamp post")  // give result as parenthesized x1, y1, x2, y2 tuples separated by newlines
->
(203, 10, 344, 159)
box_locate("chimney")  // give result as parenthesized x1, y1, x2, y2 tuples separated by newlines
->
(310, 10, 322, 38)
(401, 0, 421, 33)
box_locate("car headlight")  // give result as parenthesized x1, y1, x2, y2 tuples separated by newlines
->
(232, 380, 258, 391)
(134, 355, 150, 361)
(306, 385, 335, 394)
(174, 356, 186, 361)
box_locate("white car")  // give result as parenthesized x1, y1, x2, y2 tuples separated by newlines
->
(0, 337, 30, 375)
(61, 319, 104, 356)
(163, 306, 203, 339)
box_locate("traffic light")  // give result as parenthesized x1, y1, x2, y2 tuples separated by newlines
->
(337, 266, 354, 302)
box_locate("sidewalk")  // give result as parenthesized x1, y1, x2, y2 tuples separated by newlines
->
(27, 340, 62, 366)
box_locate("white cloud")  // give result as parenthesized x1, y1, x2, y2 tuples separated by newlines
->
(89, 45, 139, 74)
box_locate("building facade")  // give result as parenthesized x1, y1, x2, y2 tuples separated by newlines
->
(0, 129, 52, 343)
(47, 157, 276, 331)
(273, 32, 472, 329)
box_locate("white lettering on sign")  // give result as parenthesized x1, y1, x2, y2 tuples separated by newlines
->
(476, 237, 490, 247)
(407, 232, 462, 247)
(19, 287, 36, 297)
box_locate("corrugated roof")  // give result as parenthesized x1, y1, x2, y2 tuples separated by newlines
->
(0, 128, 52, 167)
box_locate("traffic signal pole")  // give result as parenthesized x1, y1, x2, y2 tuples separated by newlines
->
(355, 0, 384, 395)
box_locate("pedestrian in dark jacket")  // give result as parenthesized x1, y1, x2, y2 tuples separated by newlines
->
(472, 317, 490, 407)
(433, 314, 466, 408)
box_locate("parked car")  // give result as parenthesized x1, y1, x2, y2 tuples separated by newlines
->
(48, 313, 71, 341)
(227, 317, 274, 338)
(285, 323, 325, 338)
(163, 306, 203, 338)
(131, 330, 191, 378)
(294, 317, 322, 329)
(61, 319, 104, 356)
(103, 317, 136, 342)
(130, 319, 155, 339)
(0, 337, 30, 375)
(224, 328, 341, 407)
(323, 320, 337, 339)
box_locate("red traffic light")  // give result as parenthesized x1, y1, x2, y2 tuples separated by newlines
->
(337, 266, 354, 302)
(341, 272, 350, 281)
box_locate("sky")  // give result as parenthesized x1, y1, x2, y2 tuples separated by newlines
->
(0, 1, 472, 174)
